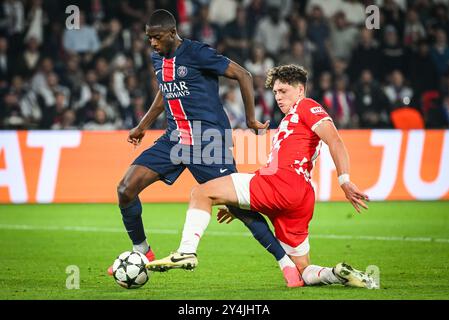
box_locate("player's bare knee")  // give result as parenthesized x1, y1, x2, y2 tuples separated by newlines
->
(117, 181, 136, 205)
(190, 184, 207, 200)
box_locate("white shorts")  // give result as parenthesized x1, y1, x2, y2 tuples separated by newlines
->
(230, 173, 254, 210)
(230, 172, 311, 256)
(279, 236, 310, 256)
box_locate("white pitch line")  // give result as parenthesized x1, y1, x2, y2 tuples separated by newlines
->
(0, 223, 448, 244)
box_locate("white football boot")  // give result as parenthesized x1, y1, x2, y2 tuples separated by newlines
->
(333, 262, 379, 289)
(146, 252, 198, 272)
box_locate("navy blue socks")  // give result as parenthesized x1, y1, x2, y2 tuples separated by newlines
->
(120, 197, 147, 246)
(228, 206, 286, 261)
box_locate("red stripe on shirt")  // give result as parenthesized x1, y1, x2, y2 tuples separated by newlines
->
(162, 57, 175, 82)
(167, 99, 193, 145)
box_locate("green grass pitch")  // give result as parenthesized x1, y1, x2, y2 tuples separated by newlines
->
(0, 201, 448, 300)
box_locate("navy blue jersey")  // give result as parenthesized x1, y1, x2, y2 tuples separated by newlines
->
(151, 38, 232, 145)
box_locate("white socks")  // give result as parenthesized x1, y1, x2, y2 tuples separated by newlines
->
(278, 255, 296, 269)
(302, 265, 342, 285)
(178, 208, 211, 254)
(133, 240, 149, 255)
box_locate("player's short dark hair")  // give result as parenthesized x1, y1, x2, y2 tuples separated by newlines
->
(265, 64, 308, 89)
(147, 9, 176, 29)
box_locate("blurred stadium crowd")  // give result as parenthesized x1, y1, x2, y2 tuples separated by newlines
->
(1, 0, 449, 130)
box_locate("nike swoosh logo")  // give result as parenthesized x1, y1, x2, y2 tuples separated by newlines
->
(155, 70, 161, 75)
(219, 168, 228, 173)
(170, 256, 191, 263)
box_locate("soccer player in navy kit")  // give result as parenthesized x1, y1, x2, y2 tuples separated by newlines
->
(108, 9, 302, 287)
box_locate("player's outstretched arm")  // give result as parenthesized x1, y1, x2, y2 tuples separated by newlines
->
(127, 89, 165, 146)
(314, 120, 369, 213)
(223, 61, 269, 132)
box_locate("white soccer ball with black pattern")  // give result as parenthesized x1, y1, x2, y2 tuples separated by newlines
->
(112, 251, 149, 289)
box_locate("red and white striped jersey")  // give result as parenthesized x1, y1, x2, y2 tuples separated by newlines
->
(262, 98, 332, 182)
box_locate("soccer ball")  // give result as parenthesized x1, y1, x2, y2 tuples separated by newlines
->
(112, 251, 149, 289)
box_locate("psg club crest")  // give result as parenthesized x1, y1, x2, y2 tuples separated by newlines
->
(177, 66, 188, 78)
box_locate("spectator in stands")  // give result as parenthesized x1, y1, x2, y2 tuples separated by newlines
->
(51, 108, 77, 130)
(222, 86, 246, 129)
(61, 53, 84, 96)
(208, 0, 238, 27)
(414, 0, 433, 26)
(323, 75, 357, 128)
(428, 3, 449, 36)
(341, 0, 365, 26)
(75, 68, 107, 111)
(191, 4, 222, 50)
(430, 28, 449, 77)
(83, 107, 120, 130)
(222, 5, 254, 64)
(0, 0, 25, 54)
(117, 0, 147, 28)
(381, 0, 406, 38)
(244, 43, 274, 78)
(329, 11, 359, 62)
(380, 25, 409, 79)
(126, 37, 149, 75)
(124, 74, 142, 102)
(332, 58, 349, 79)
(29, 56, 53, 91)
(315, 71, 333, 104)
(403, 8, 426, 48)
(37, 72, 70, 110)
(353, 70, 390, 128)
(409, 39, 440, 99)
(14, 75, 41, 128)
(111, 55, 136, 114)
(245, 0, 266, 33)
(121, 90, 147, 129)
(79, 80, 118, 128)
(306, 5, 331, 76)
(41, 20, 64, 62)
(76, 88, 102, 126)
(306, 0, 343, 19)
(62, 11, 100, 66)
(40, 91, 68, 129)
(253, 74, 276, 127)
(288, 13, 309, 43)
(94, 57, 111, 88)
(384, 70, 414, 111)
(98, 18, 126, 62)
(254, 5, 289, 57)
(14, 36, 41, 79)
(279, 40, 313, 80)
(23, 0, 47, 46)
(348, 28, 382, 82)
(1, 90, 27, 129)
(0, 36, 13, 83)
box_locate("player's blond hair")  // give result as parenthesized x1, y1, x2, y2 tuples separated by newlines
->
(265, 64, 308, 89)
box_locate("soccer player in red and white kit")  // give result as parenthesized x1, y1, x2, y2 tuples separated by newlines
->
(147, 64, 377, 289)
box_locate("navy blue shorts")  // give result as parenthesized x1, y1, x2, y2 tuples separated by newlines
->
(132, 135, 237, 185)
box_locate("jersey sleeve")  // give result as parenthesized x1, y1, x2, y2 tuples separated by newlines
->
(299, 101, 333, 131)
(194, 43, 231, 75)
